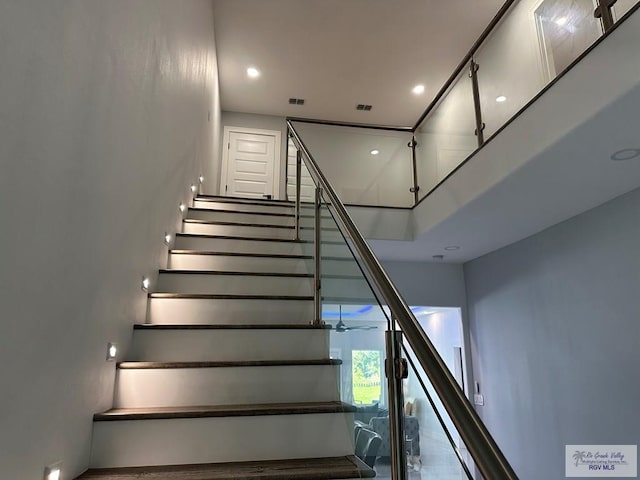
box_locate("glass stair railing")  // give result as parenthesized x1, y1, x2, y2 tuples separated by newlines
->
(288, 120, 519, 480)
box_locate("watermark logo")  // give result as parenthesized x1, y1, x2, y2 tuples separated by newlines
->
(566, 445, 637, 477)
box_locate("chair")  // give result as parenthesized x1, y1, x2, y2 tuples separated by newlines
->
(368, 415, 420, 458)
(354, 427, 382, 468)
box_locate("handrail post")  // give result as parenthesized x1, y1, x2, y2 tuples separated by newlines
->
(594, 0, 617, 32)
(409, 135, 419, 206)
(294, 149, 302, 241)
(313, 186, 322, 325)
(386, 327, 408, 480)
(469, 58, 485, 148)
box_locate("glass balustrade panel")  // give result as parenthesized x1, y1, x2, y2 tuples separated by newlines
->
(475, 0, 603, 140)
(414, 67, 478, 201)
(613, 0, 639, 21)
(291, 121, 414, 208)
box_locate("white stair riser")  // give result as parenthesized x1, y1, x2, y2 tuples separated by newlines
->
(130, 329, 329, 362)
(168, 254, 361, 276)
(193, 200, 293, 214)
(155, 273, 371, 298)
(183, 222, 294, 239)
(173, 235, 353, 258)
(174, 236, 307, 255)
(300, 228, 343, 242)
(90, 412, 355, 468)
(114, 365, 340, 408)
(155, 273, 312, 296)
(168, 254, 313, 274)
(147, 298, 313, 325)
(189, 209, 295, 226)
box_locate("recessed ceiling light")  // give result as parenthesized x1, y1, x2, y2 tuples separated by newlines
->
(444, 246, 460, 251)
(495, 95, 507, 103)
(412, 84, 425, 95)
(246, 67, 260, 78)
(555, 16, 568, 26)
(611, 148, 640, 161)
(370, 149, 380, 155)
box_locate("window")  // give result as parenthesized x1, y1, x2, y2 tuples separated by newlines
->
(352, 350, 382, 405)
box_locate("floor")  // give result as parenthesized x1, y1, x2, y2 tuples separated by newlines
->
(373, 456, 468, 480)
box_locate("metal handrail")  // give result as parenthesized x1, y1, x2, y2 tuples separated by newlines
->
(288, 119, 519, 480)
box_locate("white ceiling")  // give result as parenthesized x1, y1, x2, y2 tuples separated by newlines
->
(212, 0, 506, 126)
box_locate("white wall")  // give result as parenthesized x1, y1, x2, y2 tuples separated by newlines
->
(0, 1, 219, 478)
(219, 111, 288, 198)
(464, 187, 640, 480)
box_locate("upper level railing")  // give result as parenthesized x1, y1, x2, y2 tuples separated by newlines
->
(288, 119, 519, 480)
(287, 0, 640, 209)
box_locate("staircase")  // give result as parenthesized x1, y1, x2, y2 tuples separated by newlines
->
(76, 195, 374, 479)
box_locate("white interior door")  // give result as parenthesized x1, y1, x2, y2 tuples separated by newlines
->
(221, 128, 280, 199)
(286, 138, 315, 202)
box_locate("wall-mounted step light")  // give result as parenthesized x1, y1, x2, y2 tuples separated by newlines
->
(199, 176, 204, 184)
(106, 343, 118, 361)
(141, 277, 150, 292)
(44, 463, 61, 480)
(164, 233, 172, 245)
(179, 203, 186, 213)
(356, 104, 372, 111)
(190, 184, 197, 193)
(289, 98, 305, 105)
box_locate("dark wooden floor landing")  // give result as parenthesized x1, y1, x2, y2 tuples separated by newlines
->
(75, 455, 375, 479)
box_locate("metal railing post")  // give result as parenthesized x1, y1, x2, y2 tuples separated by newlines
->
(294, 149, 302, 241)
(469, 58, 485, 148)
(409, 136, 420, 206)
(386, 327, 408, 480)
(313, 186, 322, 325)
(594, 0, 617, 31)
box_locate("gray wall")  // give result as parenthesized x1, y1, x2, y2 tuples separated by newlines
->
(0, 1, 219, 478)
(464, 187, 640, 480)
(219, 111, 288, 198)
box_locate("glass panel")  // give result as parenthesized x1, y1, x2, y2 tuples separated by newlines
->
(476, 0, 602, 139)
(291, 121, 414, 208)
(402, 339, 475, 480)
(613, 0, 639, 21)
(414, 67, 478, 199)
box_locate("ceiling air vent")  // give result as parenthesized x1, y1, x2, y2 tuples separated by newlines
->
(289, 98, 305, 105)
(356, 104, 372, 111)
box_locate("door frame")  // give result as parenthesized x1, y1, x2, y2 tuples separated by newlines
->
(220, 126, 282, 199)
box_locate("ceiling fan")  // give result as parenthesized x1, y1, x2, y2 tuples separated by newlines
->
(331, 305, 379, 332)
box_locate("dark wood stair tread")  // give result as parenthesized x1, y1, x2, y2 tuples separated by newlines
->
(184, 219, 294, 229)
(195, 194, 295, 206)
(117, 359, 342, 369)
(94, 401, 356, 421)
(158, 269, 313, 278)
(170, 250, 312, 259)
(175, 233, 309, 243)
(76, 455, 373, 479)
(134, 324, 329, 330)
(148, 293, 313, 300)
